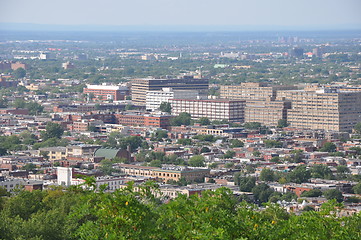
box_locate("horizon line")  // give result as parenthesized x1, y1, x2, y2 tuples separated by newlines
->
(1, 22, 361, 32)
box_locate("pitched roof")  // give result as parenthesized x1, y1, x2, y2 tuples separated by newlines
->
(94, 148, 121, 159)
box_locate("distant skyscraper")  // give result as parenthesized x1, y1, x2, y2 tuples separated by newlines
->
(289, 47, 304, 58)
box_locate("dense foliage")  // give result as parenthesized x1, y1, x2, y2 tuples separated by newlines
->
(0, 183, 360, 240)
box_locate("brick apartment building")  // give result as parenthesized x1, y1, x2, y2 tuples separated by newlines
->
(114, 112, 172, 129)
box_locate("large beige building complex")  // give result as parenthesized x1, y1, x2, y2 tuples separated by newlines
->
(220, 82, 297, 100)
(131, 76, 209, 105)
(245, 99, 291, 126)
(220, 82, 296, 126)
(287, 89, 361, 132)
(169, 99, 245, 123)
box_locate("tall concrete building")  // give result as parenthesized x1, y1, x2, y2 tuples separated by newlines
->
(169, 99, 245, 123)
(220, 82, 297, 101)
(131, 76, 209, 106)
(287, 89, 361, 132)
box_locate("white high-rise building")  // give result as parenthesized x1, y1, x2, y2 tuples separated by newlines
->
(146, 88, 199, 111)
(57, 167, 73, 187)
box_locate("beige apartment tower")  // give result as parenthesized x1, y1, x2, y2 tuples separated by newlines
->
(287, 89, 361, 132)
(245, 99, 291, 126)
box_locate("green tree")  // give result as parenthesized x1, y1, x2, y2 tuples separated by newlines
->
(323, 189, 343, 203)
(13, 68, 26, 79)
(188, 155, 205, 167)
(223, 150, 236, 159)
(200, 146, 211, 153)
(177, 138, 192, 145)
(0, 98, 8, 108)
(260, 168, 275, 182)
(234, 174, 256, 192)
(171, 112, 192, 126)
(310, 164, 334, 179)
(277, 119, 289, 128)
(287, 165, 311, 184)
(159, 102, 172, 113)
(229, 139, 244, 148)
(125, 104, 135, 110)
(99, 159, 115, 175)
(87, 125, 97, 132)
(149, 160, 162, 168)
(300, 189, 323, 197)
(349, 147, 361, 155)
(244, 122, 261, 129)
(353, 182, 361, 194)
(26, 101, 44, 115)
(224, 162, 234, 168)
(253, 151, 261, 157)
(336, 165, 350, 179)
(198, 117, 211, 125)
(22, 163, 37, 171)
(264, 140, 283, 148)
(0, 147, 7, 156)
(41, 122, 64, 141)
(13, 98, 26, 108)
(320, 142, 337, 152)
(153, 130, 168, 141)
(354, 122, 361, 134)
(288, 150, 304, 163)
(193, 134, 216, 142)
(252, 183, 274, 203)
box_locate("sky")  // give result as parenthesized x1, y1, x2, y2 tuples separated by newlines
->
(1, 0, 360, 30)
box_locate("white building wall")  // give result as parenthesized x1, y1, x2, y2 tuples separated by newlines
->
(146, 88, 198, 111)
(57, 167, 73, 187)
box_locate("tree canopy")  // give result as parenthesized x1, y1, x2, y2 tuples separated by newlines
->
(159, 102, 172, 113)
(171, 112, 192, 126)
(41, 122, 64, 141)
(0, 182, 360, 240)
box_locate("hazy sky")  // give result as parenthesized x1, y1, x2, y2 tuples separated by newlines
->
(1, 0, 360, 29)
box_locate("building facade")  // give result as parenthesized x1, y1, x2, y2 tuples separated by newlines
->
(116, 164, 210, 183)
(169, 99, 245, 123)
(84, 84, 129, 101)
(287, 89, 361, 132)
(131, 76, 209, 106)
(146, 88, 199, 111)
(114, 112, 172, 129)
(245, 99, 291, 126)
(220, 82, 297, 101)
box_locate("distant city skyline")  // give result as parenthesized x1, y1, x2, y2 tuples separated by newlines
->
(0, 0, 360, 31)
